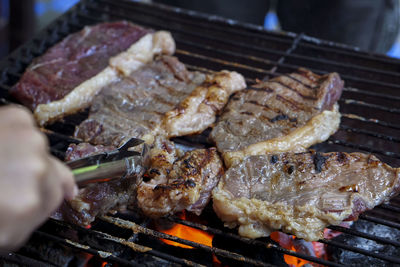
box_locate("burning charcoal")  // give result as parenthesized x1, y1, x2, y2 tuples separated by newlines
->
(18, 238, 88, 267)
(328, 220, 400, 266)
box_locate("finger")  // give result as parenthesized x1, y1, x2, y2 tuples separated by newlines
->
(0, 105, 35, 128)
(48, 156, 78, 201)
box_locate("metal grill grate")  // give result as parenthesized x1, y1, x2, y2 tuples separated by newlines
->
(1, 0, 400, 266)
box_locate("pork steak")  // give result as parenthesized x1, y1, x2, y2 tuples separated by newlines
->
(210, 69, 344, 167)
(137, 138, 224, 218)
(74, 55, 245, 146)
(212, 151, 400, 241)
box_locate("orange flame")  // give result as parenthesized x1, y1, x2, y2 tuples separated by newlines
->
(159, 212, 213, 249)
(101, 262, 108, 267)
(270, 228, 344, 267)
(271, 232, 310, 267)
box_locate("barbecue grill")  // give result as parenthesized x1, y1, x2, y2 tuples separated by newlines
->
(1, 0, 400, 266)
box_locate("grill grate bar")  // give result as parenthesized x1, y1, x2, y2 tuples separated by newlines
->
(328, 139, 400, 158)
(327, 225, 400, 247)
(359, 214, 400, 230)
(0, 252, 54, 267)
(175, 49, 272, 74)
(39, 220, 206, 267)
(285, 52, 400, 79)
(343, 87, 400, 101)
(341, 113, 400, 130)
(278, 62, 400, 90)
(169, 217, 344, 267)
(319, 238, 400, 264)
(100, 215, 276, 267)
(33, 230, 139, 266)
(377, 204, 400, 213)
(341, 99, 400, 114)
(339, 124, 400, 143)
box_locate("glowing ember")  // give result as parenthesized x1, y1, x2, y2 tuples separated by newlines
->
(160, 213, 214, 249)
(159, 212, 213, 249)
(271, 232, 311, 267)
(270, 227, 346, 266)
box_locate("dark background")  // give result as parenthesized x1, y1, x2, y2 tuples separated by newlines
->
(2, 0, 400, 60)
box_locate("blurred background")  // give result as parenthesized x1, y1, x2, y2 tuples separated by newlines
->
(1, 0, 400, 59)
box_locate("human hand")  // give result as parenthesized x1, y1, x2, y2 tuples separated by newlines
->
(0, 105, 77, 251)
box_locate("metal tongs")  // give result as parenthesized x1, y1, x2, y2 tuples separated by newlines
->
(66, 138, 150, 187)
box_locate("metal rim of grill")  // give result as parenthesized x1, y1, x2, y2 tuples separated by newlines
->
(1, 0, 400, 266)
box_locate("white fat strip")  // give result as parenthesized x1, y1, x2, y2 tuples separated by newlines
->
(34, 31, 176, 126)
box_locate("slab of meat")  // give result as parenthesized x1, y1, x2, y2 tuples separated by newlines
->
(163, 70, 246, 137)
(212, 151, 400, 241)
(74, 55, 245, 146)
(210, 69, 344, 167)
(11, 21, 151, 110)
(53, 143, 143, 226)
(34, 30, 175, 126)
(137, 138, 224, 218)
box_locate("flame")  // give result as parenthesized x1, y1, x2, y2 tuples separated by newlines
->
(101, 262, 108, 267)
(270, 228, 346, 267)
(271, 232, 310, 267)
(159, 212, 213, 249)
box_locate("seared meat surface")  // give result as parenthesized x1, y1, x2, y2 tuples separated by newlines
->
(213, 151, 400, 241)
(74, 55, 245, 146)
(74, 55, 205, 146)
(11, 21, 150, 110)
(137, 138, 224, 218)
(210, 69, 344, 167)
(53, 143, 143, 226)
(164, 70, 246, 137)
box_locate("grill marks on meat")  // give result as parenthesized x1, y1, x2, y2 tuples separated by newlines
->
(34, 30, 176, 126)
(212, 151, 400, 241)
(11, 21, 150, 110)
(74, 56, 206, 146)
(210, 69, 344, 167)
(74, 55, 245, 146)
(164, 71, 246, 137)
(53, 143, 143, 226)
(137, 138, 224, 218)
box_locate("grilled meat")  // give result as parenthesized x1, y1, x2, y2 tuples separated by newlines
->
(74, 55, 245, 146)
(34, 30, 175, 126)
(65, 143, 115, 161)
(53, 143, 143, 226)
(210, 69, 344, 167)
(164, 70, 246, 137)
(74, 55, 204, 146)
(137, 138, 224, 218)
(212, 151, 400, 241)
(11, 21, 151, 110)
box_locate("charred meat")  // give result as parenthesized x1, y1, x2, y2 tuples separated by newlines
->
(210, 69, 344, 167)
(212, 151, 400, 241)
(137, 138, 224, 218)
